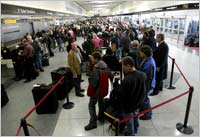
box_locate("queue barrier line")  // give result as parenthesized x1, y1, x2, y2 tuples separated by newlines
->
(16, 125, 22, 136)
(104, 90, 189, 124)
(120, 90, 189, 124)
(16, 75, 65, 136)
(168, 55, 173, 60)
(26, 123, 41, 136)
(174, 62, 191, 88)
(24, 76, 65, 119)
(168, 55, 191, 88)
(16, 55, 193, 136)
(104, 112, 118, 121)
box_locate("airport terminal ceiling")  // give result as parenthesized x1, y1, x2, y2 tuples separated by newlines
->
(1, 0, 199, 17)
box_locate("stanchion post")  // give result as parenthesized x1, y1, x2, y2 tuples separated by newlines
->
(114, 119, 120, 136)
(63, 93, 74, 109)
(166, 58, 176, 89)
(176, 86, 194, 135)
(63, 76, 74, 109)
(20, 118, 30, 136)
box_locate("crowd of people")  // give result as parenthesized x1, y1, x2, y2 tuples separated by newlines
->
(63, 19, 169, 136)
(2, 18, 169, 135)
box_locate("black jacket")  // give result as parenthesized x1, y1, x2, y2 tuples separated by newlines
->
(153, 41, 169, 80)
(119, 71, 147, 113)
(127, 48, 141, 69)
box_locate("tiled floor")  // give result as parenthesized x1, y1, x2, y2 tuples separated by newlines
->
(1, 37, 199, 136)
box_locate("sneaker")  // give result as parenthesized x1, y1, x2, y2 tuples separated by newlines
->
(76, 93, 84, 97)
(84, 123, 97, 131)
(139, 115, 152, 120)
(40, 69, 44, 72)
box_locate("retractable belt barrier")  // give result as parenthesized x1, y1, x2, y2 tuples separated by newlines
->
(16, 55, 195, 136)
(105, 55, 195, 136)
(16, 76, 65, 136)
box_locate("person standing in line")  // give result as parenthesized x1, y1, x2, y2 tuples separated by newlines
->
(127, 40, 141, 69)
(139, 45, 156, 120)
(119, 56, 146, 136)
(18, 39, 36, 83)
(68, 42, 84, 97)
(31, 37, 44, 72)
(148, 29, 157, 52)
(85, 52, 113, 131)
(150, 33, 169, 96)
(121, 30, 131, 57)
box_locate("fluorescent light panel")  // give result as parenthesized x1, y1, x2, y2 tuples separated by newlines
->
(92, 4, 110, 7)
(89, 1, 113, 4)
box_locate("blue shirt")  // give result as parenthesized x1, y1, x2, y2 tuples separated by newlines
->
(139, 56, 156, 90)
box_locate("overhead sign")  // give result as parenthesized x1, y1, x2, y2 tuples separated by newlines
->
(17, 8, 36, 14)
(1, 3, 69, 17)
(3, 19, 17, 24)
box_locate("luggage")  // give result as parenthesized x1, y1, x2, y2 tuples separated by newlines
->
(42, 54, 49, 66)
(51, 67, 73, 100)
(104, 78, 125, 132)
(1, 84, 9, 107)
(32, 83, 58, 114)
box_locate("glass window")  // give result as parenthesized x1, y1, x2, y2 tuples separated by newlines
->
(180, 19, 185, 31)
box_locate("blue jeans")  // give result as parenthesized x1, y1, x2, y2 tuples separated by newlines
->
(115, 48, 122, 58)
(123, 111, 139, 136)
(139, 89, 152, 118)
(56, 39, 64, 52)
(35, 54, 42, 70)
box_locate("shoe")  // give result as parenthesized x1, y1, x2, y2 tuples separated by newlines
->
(80, 79, 84, 82)
(24, 80, 31, 83)
(139, 115, 152, 120)
(40, 69, 44, 72)
(149, 92, 158, 96)
(84, 123, 97, 131)
(76, 93, 84, 97)
(80, 89, 85, 92)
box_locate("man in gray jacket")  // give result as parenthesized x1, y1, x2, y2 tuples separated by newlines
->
(85, 52, 113, 130)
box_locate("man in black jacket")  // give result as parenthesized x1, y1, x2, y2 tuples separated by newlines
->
(119, 56, 146, 136)
(150, 33, 169, 96)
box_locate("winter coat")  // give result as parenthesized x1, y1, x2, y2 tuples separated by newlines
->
(87, 60, 113, 97)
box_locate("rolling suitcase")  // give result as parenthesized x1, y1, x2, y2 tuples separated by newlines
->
(32, 83, 58, 114)
(42, 54, 49, 66)
(1, 84, 9, 107)
(51, 67, 71, 100)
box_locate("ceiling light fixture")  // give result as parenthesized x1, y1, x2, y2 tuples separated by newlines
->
(92, 5, 110, 7)
(89, 1, 113, 4)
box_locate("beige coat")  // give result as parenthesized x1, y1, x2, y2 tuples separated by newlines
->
(68, 49, 82, 75)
